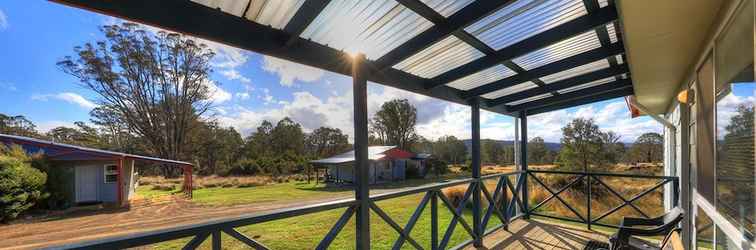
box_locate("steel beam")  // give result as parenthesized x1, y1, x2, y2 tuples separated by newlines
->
(508, 79, 632, 112)
(526, 87, 634, 115)
(352, 54, 370, 250)
(462, 42, 624, 98)
(487, 65, 629, 106)
(430, 6, 618, 88)
(51, 0, 511, 116)
(374, 0, 513, 69)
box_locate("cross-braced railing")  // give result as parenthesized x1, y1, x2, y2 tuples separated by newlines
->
(527, 169, 679, 229)
(55, 171, 527, 250)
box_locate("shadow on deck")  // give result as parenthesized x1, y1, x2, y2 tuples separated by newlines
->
(467, 219, 610, 250)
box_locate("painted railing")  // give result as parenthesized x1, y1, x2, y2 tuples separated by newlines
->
(526, 169, 679, 230)
(53, 171, 527, 250)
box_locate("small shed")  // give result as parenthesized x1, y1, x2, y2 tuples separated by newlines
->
(310, 146, 416, 185)
(0, 133, 193, 207)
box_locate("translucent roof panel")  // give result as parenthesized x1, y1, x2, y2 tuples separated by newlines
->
(421, 0, 474, 17)
(481, 81, 539, 99)
(192, 0, 250, 17)
(557, 77, 615, 94)
(506, 93, 553, 106)
(511, 30, 601, 70)
(301, 0, 434, 59)
(245, 0, 306, 29)
(599, 0, 610, 8)
(615, 55, 624, 64)
(607, 23, 618, 43)
(393, 36, 485, 78)
(465, 0, 588, 50)
(540, 59, 610, 83)
(191, 0, 306, 29)
(446, 65, 516, 90)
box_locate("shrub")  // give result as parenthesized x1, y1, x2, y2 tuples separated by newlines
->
(0, 146, 48, 222)
(426, 158, 449, 177)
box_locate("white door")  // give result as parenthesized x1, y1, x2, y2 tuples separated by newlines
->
(75, 165, 98, 202)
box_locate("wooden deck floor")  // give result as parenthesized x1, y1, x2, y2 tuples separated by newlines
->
(465, 219, 611, 250)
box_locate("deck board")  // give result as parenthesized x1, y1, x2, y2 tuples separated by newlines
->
(466, 219, 610, 249)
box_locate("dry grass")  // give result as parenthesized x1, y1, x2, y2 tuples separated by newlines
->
(139, 174, 311, 190)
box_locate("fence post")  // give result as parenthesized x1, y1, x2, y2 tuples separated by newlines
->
(586, 174, 592, 230)
(470, 98, 483, 247)
(431, 191, 438, 250)
(352, 53, 370, 250)
(503, 176, 509, 230)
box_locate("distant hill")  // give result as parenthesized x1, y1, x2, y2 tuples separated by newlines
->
(462, 139, 562, 152)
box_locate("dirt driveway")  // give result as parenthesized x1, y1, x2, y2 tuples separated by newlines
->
(0, 194, 353, 250)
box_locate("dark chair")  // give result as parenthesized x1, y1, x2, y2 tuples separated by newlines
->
(609, 207, 684, 250)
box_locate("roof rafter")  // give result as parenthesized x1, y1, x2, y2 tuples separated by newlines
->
(373, 0, 513, 69)
(487, 64, 629, 106)
(51, 0, 511, 115)
(507, 79, 632, 111)
(283, 0, 331, 37)
(462, 42, 624, 98)
(527, 87, 634, 115)
(429, 6, 618, 89)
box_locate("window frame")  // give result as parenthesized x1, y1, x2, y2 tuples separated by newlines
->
(104, 164, 118, 184)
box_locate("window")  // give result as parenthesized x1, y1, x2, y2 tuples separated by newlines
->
(104, 164, 118, 183)
(714, 0, 754, 237)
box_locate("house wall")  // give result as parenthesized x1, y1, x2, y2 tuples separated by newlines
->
(327, 159, 407, 184)
(52, 160, 136, 204)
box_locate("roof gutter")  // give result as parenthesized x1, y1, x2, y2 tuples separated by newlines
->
(627, 96, 676, 131)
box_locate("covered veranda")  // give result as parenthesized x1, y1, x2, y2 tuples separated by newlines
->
(48, 0, 718, 249)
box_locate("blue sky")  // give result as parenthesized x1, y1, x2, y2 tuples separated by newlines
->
(0, 1, 661, 143)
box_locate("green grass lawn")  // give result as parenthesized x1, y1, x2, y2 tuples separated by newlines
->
(152, 193, 502, 250)
(137, 176, 502, 249)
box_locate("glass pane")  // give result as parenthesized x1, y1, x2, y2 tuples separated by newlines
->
(696, 207, 715, 249)
(714, 0, 755, 237)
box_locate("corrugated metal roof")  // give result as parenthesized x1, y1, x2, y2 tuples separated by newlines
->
(512, 30, 601, 70)
(465, 0, 588, 50)
(481, 81, 538, 99)
(539, 59, 610, 83)
(615, 54, 624, 64)
(245, 0, 306, 29)
(301, 0, 434, 60)
(506, 93, 553, 106)
(420, 0, 474, 17)
(191, 0, 306, 29)
(0, 133, 192, 165)
(446, 64, 516, 90)
(310, 146, 397, 164)
(393, 35, 484, 78)
(606, 22, 618, 43)
(557, 77, 616, 94)
(598, 0, 610, 8)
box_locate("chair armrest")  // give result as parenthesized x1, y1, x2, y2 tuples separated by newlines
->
(621, 216, 663, 227)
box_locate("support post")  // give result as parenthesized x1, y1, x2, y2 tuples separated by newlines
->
(470, 98, 483, 247)
(352, 53, 370, 250)
(116, 157, 124, 207)
(183, 164, 193, 199)
(431, 191, 438, 250)
(519, 112, 529, 219)
(587, 175, 592, 229)
(679, 103, 691, 250)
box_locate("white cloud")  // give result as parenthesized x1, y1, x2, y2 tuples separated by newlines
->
(235, 92, 250, 100)
(220, 69, 251, 83)
(0, 9, 8, 30)
(262, 56, 325, 86)
(204, 80, 232, 104)
(31, 92, 97, 110)
(36, 121, 77, 133)
(0, 81, 16, 91)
